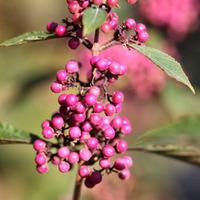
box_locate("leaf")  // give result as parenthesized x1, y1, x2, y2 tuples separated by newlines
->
(0, 122, 38, 144)
(129, 115, 200, 166)
(83, 5, 107, 36)
(129, 145, 200, 166)
(0, 31, 55, 47)
(128, 44, 195, 94)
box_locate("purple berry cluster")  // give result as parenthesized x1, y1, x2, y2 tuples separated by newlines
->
(33, 56, 133, 188)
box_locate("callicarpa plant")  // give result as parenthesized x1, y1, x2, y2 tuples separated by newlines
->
(0, 0, 199, 200)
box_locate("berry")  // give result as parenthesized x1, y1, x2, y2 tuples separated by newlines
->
(88, 86, 101, 97)
(105, 104, 116, 116)
(121, 124, 132, 135)
(93, 102, 104, 113)
(42, 127, 55, 139)
(84, 177, 95, 188)
(65, 94, 78, 106)
(85, 93, 97, 106)
(68, 1, 80, 13)
(86, 137, 99, 150)
(51, 115, 65, 129)
(127, 0, 137, 4)
(96, 58, 109, 71)
(41, 120, 50, 129)
(81, 121, 93, 132)
(35, 153, 47, 165)
(50, 82, 63, 93)
(79, 148, 92, 161)
(37, 164, 49, 174)
(135, 23, 147, 33)
(65, 60, 79, 73)
(125, 18, 136, 29)
(58, 147, 70, 158)
(47, 22, 58, 33)
(58, 94, 68, 105)
(89, 171, 102, 185)
(114, 158, 126, 170)
(90, 113, 102, 127)
(90, 56, 101, 66)
(73, 113, 86, 123)
(68, 38, 80, 49)
(101, 22, 111, 33)
(107, 0, 118, 7)
(112, 91, 124, 105)
(55, 25, 66, 37)
(33, 139, 46, 152)
(58, 161, 70, 173)
(99, 159, 111, 169)
(109, 61, 121, 75)
(56, 70, 68, 82)
(118, 169, 130, 180)
(103, 127, 115, 139)
(69, 126, 82, 139)
(119, 64, 127, 75)
(138, 31, 149, 43)
(123, 156, 133, 168)
(51, 156, 60, 165)
(116, 139, 128, 153)
(73, 102, 86, 113)
(79, 165, 91, 177)
(68, 152, 80, 164)
(102, 145, 115, 158)
(111, 117, 122, 129)
(93, 0, 103, 5)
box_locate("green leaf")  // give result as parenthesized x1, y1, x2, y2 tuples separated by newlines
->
(0, 31, 55, 47)
(83, 5, 107, 36)
(128, 44, 195, 94)
(0, 122, 38, 144)
(129, 115, 200, 166)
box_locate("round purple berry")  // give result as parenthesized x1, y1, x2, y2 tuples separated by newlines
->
(88, 86, 101, 97)
(125, 18, 136, 29)
(58, 161, 70, 173)
(103, 127, 115, 139)
(56, 69, 68, 82)
(105, 104, 116, 116)
(55, 25, 66, 37)
(112, 91, 124, 105)
(79, 165, 91, 177)
(116, 139, 128, 153)
(35, 153, 47, 165)
(99, 159, 111, 169)
(90, 113, 102, 127)
(68, 38, 80, 49)
(68, 152, 79, 164)
(135, 23, 147, 33)
(111, 117, 122, 129)
(118, 169, 131, 180)
(109, 61, 121, 75)
(58, 94, 68, 105)
(37, 164, 49, 174)
(33, 139, 46, 152)
(51, 115, 65, 129)
(69, 126, 82, 139)
(138, 31, 149, 43)
(58, 147, 70, 158)
(50, 81, 63, 93)
(123, 156, 133, 168)
(79, 148, 92, 161)
(65, 60, 79, 74)
(121, 124, 132, 135)
(96, 58, 109, 71)
(65, 94, 78, 106)
(93, 102, 104, 113)
(102, 145, 115, 158)
(42, 127, 55, 139)
(81, 121, 93, 132)
(86, 137, 99, 150)
(114, 158, 126, 170)
(47, 22, 58, 33)
(90, 56, 101, 66)
(84, 93, 97, 106)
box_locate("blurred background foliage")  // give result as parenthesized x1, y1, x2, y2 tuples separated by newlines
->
(0, 0, 200, 200)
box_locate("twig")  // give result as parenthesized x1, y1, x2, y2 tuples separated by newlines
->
(73, 168, 83, 200)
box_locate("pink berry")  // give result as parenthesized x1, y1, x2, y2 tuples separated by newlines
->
(80, 131, 91, 143)
(58, 147, 70, 158)
(81, 121, 93, 132)
(79, 165, 91, 177)
(111, 117, 122, 129)
(56, 69, 68, 82)
(114, 158, 126, 170)
(68, 38, 80, 49)
(73, 102, 86, 113)
(65, 94, 78, 106)
(85, 93, 97, 106)
(116, 139, 128, 153)
(69, 126, 82, 139)
(118, 169, 130, 180)
(127, 0, 137, 4)
(109, 19, 118, 29)
(121, 124, 132, 135)
(35, 153, 47, 165)
(58, 161, 70, 173)
(103, 127, 115, 139)
(84, 178, 95, 188)
(109, 61, 121, 75)
(93, 102, 104, 113)
(33, 139, 46, 152)
(79, 148, 92, 161)
(55, 25, 66, 37)
(101, 22, 111, 33)
(119, 64, 127, 75)
(51, 156, 60, 165)
(50, 81, 63, 93)
(112, 91, 124, 105)
(116, 103, 122, 113)
(125, 18, 136, 29)
(65, 60, 79, 73)
(87, 137, 99, 150)
(82, 0, 89, 8)
(90, 56, 101, 66)
(123, 156, 133, 168)
(58, 94, 68, 105)
(107, 0, 118, 7)
(105, 104, 116, 116)
(68, 1, 80, 13)
(68, 152, 79, 164)
(90, 113, 102, 127)
(102, 145, 115, 158)
(135, 23, 147, 33)
(47, 22, 58, 33)
(41, 120, 50, 129)
(37, 164, 49, 174)
(138, 31, 149, 43)
(42, 127, 55, 139)
(73, 113, 86, 123)
(96, 58, 109, 71)
(99, 159, 111, 169)
(88, 86, 101, 97)
(93, 0, 103, 5)
(51, 115, 65, 129)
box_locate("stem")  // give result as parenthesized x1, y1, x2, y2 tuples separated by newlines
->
(94, 28, 100, 43)
(73, 168, 83, 200)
